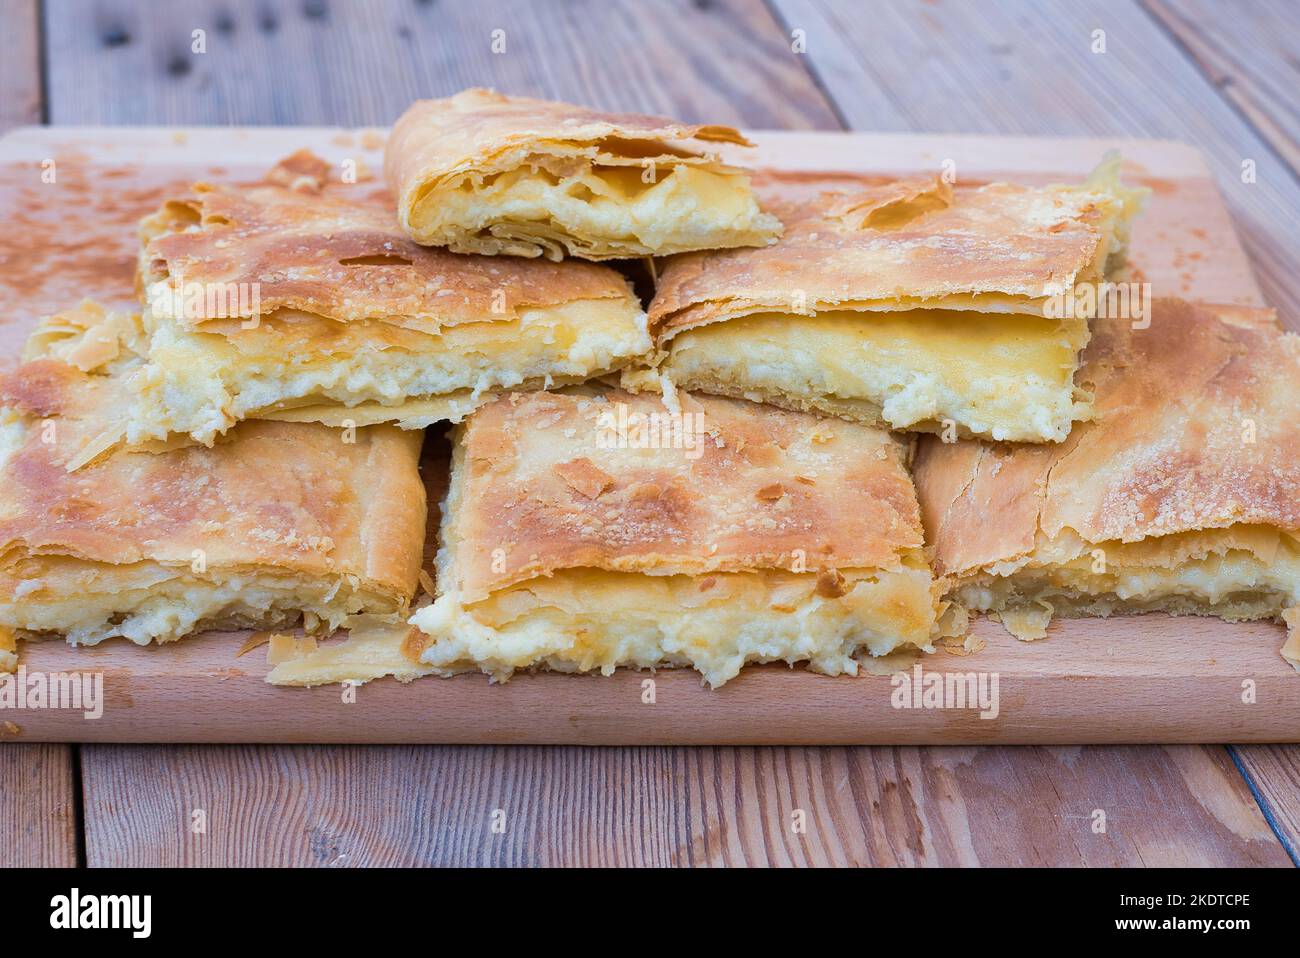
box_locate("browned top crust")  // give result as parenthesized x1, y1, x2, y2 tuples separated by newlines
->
(140, 152, 637, 332)
(0, 357, 426, 599)
(913, 299, 1300, 577)
(649, 175, 1128, 338)
(385, 86, 751, 196)
(823, 174, 955, 230)
(444, 389, 924, 600)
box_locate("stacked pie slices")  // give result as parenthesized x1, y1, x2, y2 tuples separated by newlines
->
(3, 89, 1297, 689)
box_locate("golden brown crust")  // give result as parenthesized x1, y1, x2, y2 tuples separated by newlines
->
(0, 358, 425, 600)
(385, 87, 751, 205)
(649, 176, 1126, 338)
(140, 153, 637, 332)
(384, 89, 777, 261)
(444, 389, 924, 601)
(913, 299, 1300, 576)
(823, 174, 954, 230)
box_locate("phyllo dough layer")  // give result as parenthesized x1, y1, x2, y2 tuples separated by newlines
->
(633, 161, 1146, 442)
(410, 389, 949, 687)
(126, 152, 651, 449)
(265, 433, 453, 687)
(912, 299, 1300, 669)
(0, 315, 426, 653)
(385, 88, 781, 260)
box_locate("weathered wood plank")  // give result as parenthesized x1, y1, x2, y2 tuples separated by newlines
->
(1144, 0, 1300, 175)
(0, 744, 79, 867)
(0, 0, 42, 131)
(42, 0, 837, 128)
(1230, 746, 1300, 864)
(79, 743, 1289, 865)
(769, 0, 1300, 329)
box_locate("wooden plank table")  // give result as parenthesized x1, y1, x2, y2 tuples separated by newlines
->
(2, 0, 1298, 867)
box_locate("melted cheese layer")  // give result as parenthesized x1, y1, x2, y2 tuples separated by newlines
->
(660, 309, 1092, 442)
(2, 562, 400, 647)
(410, 564, 940, 688)
(952, 526, 1300, 641)
(128, 297, 651, 445)
(413, 164, 780, 258)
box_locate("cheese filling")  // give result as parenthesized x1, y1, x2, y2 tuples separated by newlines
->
(659, 308, 1092, 442)
(127, 298, 651, 445)
(2, 562, 401, 648)
(951, 526, 1300, 640)
(414, 162, 778, 256)
(410, 563, 940, 689)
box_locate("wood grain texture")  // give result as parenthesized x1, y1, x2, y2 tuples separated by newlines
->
(1145, 0, 1300, 175)
(0, 0, 43, 131)
(0, 744, 79, 867)
(1231, 746, 1300, 864)
(769, 0, 1300, 329)
(79, 742, 1290, 865)
(41, 0, 837, 128)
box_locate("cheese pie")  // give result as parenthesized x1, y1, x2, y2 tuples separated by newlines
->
(0, 303, 426, 652)
(385, 88, 782, 260)
(628, 158, 1146, 443)
(913, 299, 1300, 668)
(118, 152, 650, 455)
(408, 389, 952, 688)
(265, 432, 452, 687)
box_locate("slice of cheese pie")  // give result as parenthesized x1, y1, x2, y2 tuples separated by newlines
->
(912, 299, 1300, 669)
(0, 304, 426, 652)
(385, 88, 782, 260)
(408, 389, 951, 688)
(265, 432, 452, 687)
(629, 158, 1146, 443)
(121, 152, 650, 453)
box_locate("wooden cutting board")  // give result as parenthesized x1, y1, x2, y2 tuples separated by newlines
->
(1, 126, 1295, 745)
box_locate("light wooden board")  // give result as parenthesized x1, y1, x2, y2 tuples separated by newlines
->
(1, 125, 1296, 746)
(11, 614, 1300, 745)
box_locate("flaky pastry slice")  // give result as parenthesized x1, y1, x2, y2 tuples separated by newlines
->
(385, 88, 782, 260)
(265, 431, 453, 687)
(627, 158, 1146, 443)
(408, 389, 952, 688)
(913, 299, 1300, 669)
(121, 152, 650, 454)
(0, 304, 426, 653)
